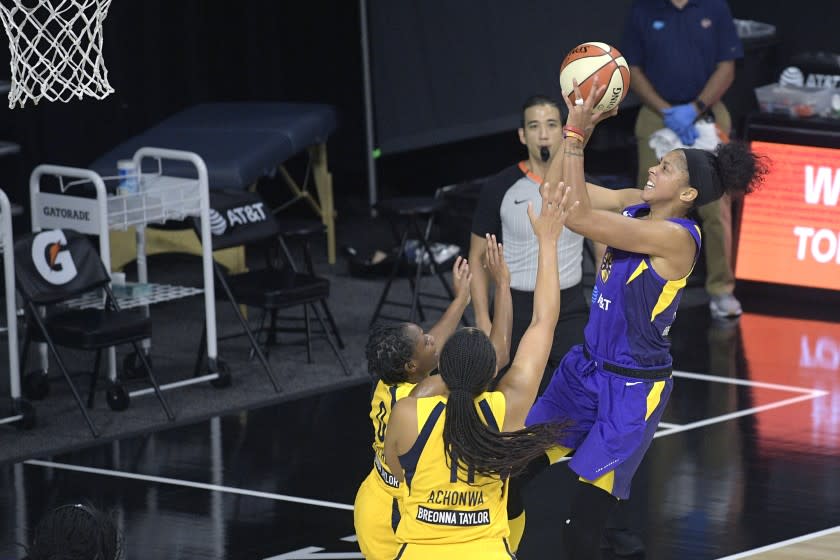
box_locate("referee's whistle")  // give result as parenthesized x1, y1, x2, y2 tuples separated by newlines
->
(540, 146, 550, 162)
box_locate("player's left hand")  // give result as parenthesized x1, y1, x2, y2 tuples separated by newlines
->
(528, 182, 579, 241)
(583, 106, 619, 143)
(451, 256, 472, 304)
(591, 106, 619, 126)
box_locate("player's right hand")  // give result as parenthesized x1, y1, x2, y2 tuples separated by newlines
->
(562, 76, 607, 133)
(484, 234, 510, 286)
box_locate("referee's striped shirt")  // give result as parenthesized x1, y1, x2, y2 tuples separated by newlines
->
(472, 162, 584, 292)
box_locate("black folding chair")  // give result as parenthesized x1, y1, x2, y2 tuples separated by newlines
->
(15, 229, 174, 438)
(193, 190, 350, 379)
(274, 219, 345, 350)
(369, 196, 461, 326)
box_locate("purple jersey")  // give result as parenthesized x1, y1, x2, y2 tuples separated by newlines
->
(527, 205, 700, 498)
(584, 204, 701, 369)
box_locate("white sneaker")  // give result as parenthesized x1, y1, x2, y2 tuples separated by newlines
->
(709, 293, 742, 319)
(431, 243, 460, 264)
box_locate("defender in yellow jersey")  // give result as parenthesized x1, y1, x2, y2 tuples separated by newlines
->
(384, 181, 575, 558)
(354, 250, 512, 560)
(394, 391, 512, 557)
(355, 380, 417, 560)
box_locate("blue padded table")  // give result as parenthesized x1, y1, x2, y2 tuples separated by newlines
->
(90, 102, 338, 263)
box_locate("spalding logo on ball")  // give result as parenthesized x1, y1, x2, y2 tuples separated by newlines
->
(559, 42, 630, 112)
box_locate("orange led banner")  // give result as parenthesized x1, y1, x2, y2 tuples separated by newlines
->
(736, 141, 840, 291)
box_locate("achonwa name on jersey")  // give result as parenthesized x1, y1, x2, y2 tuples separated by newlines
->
(426, 489, 484, 506)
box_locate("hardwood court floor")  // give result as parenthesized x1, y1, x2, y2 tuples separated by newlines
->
(718, 528, 840, 560)
(1, 300, 838, 559)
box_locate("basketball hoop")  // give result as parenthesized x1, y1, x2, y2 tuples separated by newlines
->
(0, 0, 114, 109)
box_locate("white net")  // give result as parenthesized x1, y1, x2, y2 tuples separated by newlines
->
(0, 0, 114, 108)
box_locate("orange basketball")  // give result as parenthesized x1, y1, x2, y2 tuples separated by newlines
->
(559, 42, 631, 113)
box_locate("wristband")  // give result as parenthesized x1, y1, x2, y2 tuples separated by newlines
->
(563, 125, 585, 137)
(564, 131, 584, 143)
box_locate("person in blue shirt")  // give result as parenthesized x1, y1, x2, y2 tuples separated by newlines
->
(621, 0, 745, 319)
(527, 80, 767, 560)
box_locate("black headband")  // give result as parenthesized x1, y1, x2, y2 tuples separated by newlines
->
(683, 148, 723, 206)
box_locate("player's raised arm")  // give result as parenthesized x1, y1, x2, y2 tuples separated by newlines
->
(544, 76, 639, 214)
(426, 256, 472, 347)
(496, 183, 577, 431)
(484, 234, 512, 373)
(559, 78, 695, 277)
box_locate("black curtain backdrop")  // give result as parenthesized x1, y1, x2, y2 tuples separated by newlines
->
(368, 0, 634, 155)
(0, 1, 835, 213)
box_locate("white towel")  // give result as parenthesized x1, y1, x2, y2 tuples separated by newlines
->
(648, 121, 723, 160)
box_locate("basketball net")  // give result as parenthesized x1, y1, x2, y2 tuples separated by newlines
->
(0, 0, 114, 109)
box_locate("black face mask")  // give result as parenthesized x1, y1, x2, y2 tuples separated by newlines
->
(540, 146, 550, 162)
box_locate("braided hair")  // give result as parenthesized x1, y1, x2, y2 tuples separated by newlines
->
(26, 503, 123, 560)
(438, 328, 564, 481)
(365, 322, 416, 385)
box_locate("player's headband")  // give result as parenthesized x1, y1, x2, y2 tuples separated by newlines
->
(682, 148, 723, 207)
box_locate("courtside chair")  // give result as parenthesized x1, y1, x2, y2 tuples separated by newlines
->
(193, 190, 350, 379)
(15, 229, 174, 438)
(260, 217, 344, 354)
(369, 196, 460, 326)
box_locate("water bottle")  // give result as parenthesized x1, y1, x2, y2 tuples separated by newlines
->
(117, 159, 138, 195)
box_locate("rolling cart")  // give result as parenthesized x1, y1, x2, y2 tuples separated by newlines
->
(26, 148, 229, 409)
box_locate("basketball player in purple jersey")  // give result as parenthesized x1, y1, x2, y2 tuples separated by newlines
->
(527, 79, 768, 559)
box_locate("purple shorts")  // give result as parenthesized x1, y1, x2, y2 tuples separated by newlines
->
(526, 345, 673, 499)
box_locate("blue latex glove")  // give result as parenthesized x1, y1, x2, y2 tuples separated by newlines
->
(676, 123, 699, 146)
(662, 103, 698, 133)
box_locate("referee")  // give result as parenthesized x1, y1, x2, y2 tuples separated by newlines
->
(469, 95, 588, 394)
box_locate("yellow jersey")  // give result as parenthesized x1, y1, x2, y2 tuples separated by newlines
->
(396, 392, 509, 546)
(356, 379, 418, 559)
(369, 379, 415, 494)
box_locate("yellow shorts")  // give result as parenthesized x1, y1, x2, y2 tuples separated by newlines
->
(393, 538, 515, 559)
(354, 470, 400, 560)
